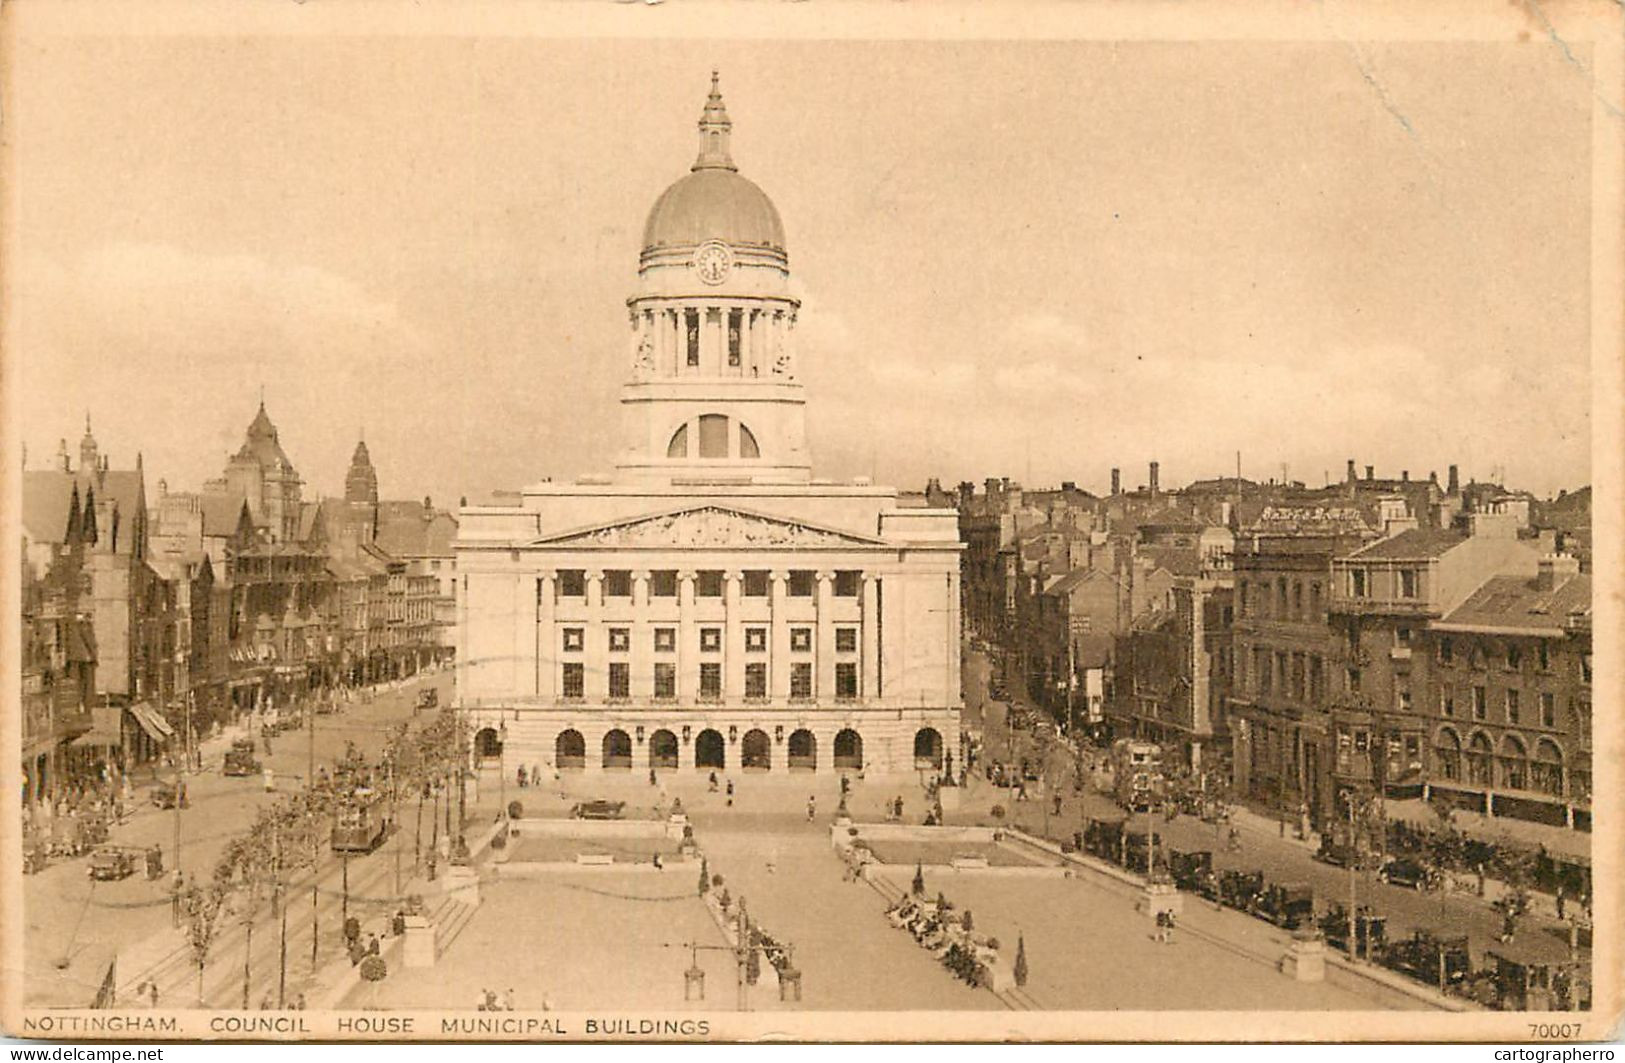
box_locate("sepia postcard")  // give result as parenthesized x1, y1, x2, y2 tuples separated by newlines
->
(2, 0, 1621, 1045)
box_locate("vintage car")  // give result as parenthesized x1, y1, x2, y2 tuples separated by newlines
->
(223, 739, 261, 777)
(1378, 856, 1433, 890)
(1383, 930, 1472, 989)
(416, 688, 440, 711)
(570, 799, 627, 821)
(1218, 868, 1266, 911)
(1320, 904, 1388, 958)
(1314, 837, 1358, 868)
(1251, 882, 1315, 929)
(1167, 849, 1215, 895)
(87, 845, 137, 881)
(152, 781, 189, 809)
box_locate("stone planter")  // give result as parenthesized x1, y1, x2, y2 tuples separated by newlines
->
(1138, 880, 1182, 919)
(1279, 934, 1326, 983)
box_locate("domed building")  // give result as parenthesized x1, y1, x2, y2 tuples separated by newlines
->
(455, 76, 963, 778)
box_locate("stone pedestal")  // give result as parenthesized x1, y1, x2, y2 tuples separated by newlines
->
(777, 968, 802, 1001)
(402, 916, 436, 968)
(1138, 881, 1182, 919)
(444, 865, 480, 906)
(1279, 935, 1326, 982)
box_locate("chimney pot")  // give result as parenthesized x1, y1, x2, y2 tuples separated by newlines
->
(1401, 470, 1409, 482)
(1447, 465, 1460, 494)
(1149, 461, 1160, 494)
(1346, 459, 1357, 483)
(1110, 468, 1121, 496)
(1365, 465, 1375, 481)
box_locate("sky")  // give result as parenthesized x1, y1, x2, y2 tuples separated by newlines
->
(5, 34, 1598, 507)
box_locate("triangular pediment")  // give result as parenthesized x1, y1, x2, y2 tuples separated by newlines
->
(531, 505, 886, 549)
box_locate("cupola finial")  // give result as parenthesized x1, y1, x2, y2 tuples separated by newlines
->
(693, 70, 736, 173)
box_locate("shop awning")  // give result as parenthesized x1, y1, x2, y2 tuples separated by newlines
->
(128, 703, 175, 743)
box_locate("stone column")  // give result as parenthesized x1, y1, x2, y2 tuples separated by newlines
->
(677, 571, 697, 701)
(711, 307, 726, 375)
(770, 570, 791, 701)
(536, 571, 556, 700)
(861, 573, 879, 701)
(515, 574, 538, 696)
(631, 571, 651, 699)
(816, 571, 836, 702)
(586, 570, 604, 701)
(724, 571, 744, 700)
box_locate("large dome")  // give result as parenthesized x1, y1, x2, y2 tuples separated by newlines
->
(642, 168, 786, 254)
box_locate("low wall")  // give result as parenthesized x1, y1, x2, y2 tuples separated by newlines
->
(844, 823, 997, 844)
(495, 858, 694, 877)
(508, 818, 670, 840)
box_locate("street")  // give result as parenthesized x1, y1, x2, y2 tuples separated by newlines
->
(22, 671, 454, 1008)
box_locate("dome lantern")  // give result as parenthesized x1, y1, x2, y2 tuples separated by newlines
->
(693, 70, 736, 173)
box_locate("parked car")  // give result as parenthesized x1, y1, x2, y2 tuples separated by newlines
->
(417, 688, 439, 711)
(1251, 882, 1315, 930)
(1314, 838, 1358, 868)
(571, 800, 627, 821)
(151, 781, 188, 809)
(88, 846, 137, 881)
(1378, 856, 1432, 890)
(224, 738, 261, 777)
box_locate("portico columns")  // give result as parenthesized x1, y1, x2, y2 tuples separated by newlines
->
(586, 570, 605, 700)
(861, 574, 879, 701)
(677, 571, 697, 701)
(536, 571, 556, 700)
(770, 570, 791, 701)
(724, 571, 744, 700)
(816, 571, 836, 701)
(631, 571, 652, 698)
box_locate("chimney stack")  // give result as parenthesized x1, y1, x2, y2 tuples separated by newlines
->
(1149, 461, 1160, 494)
(1110, 468, 1121, 496)
(1447, 465, 1460, 495)
(1429, 470, 1438, 485)
(1061, 481, 1076, 493)
(1346, 459, 1357, 483)
(1534, 553, 1581, 591)
(1401, 470, 1409, 483)
(1365, 465, 1375, 482)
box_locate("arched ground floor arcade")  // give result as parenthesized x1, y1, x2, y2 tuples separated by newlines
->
(460, 707, 962, 778)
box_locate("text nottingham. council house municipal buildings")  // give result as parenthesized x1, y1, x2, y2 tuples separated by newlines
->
(455, 77, 964, 778)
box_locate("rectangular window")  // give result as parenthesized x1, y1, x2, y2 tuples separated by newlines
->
(1439, 638, 1453, 665)
(1506, 644, 1522, 670)
(608, 662, 629, 699)
(745, 627, 767, 652)
(742, 571, 770, 597)
(1309, 582, 1322, 618)
(836, 662, 859, 698)
(1472, 685, 1487, 720)
(1350, 570, 1367, 597)
(1442, 689, 1455, 717)
(686, 310, 700, 367)
(699, 627, 722, 653)
(1354, 730, 1369, 752)
(1396, 627, 1412, 646)
(650, 570, 678, 597)
(835, 627, 858, 654)
(654, 627, 676, 653)
(727, 309, 741, 367)
(1347, 668, 1361, 693)
(788, 570, 816, 597)
(603, 570, 632, 598)
(562, 628, 584, 653)
(1537, 640, 1550, 671)
(562, 662, 584, 698)
(790, 627, 813, 652)
(1398, 688, 1412, 713)
(608, 627, 630, 652)
(1540, 692, 1556, 728)
(834, 571, 861, 597)
(790, 662, 813, 699)
(745, 662, 767, 698)
(1505, 688, 1520, 724)
(700, 662, 722, 698)
(1292, 581, 1303, 618)
(654, 663, 676, 698)
(556, 570, 586, 598)
(1399, 569, 1418, 598)
(695, 570, 724, 598)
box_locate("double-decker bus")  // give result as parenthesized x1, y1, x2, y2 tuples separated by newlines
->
(1109, 738, 1165, 812)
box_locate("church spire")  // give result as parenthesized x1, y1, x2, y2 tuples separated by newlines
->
(692, 70, 736, 173)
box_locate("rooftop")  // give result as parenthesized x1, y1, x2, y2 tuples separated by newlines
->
(1345, 526, 1467, 561)
(1435, 572, 1591, 634)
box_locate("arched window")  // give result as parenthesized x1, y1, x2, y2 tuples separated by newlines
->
(1531, 739, 1564, 797)
(1465, 732, 1493, 785)
(739, 423, 760, 459)
(1498, 734, 1529, 791)
(1433, 728, 1462, 781)
(698, 414, 729, 458)
(667, 424, 689, 458)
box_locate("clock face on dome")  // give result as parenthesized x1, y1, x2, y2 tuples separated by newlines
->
(692, 241, 733, 285)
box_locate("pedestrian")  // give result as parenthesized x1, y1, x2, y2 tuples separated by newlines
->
(708, 771, 719, 793)
(517, 765, 527, 789)
(652, 852, 663, 870)
(1279, 817, 1286, 839)
(170, 870, 184, 926)
(503, 987, 515, 1012)
(1556, 884, 1567, 922)
(649, 767, 658, 787)
(1153, 910, 1168, 943)
(807, 796, 816, 821)
(293, 993, 306, 1011)
(725, 779, 734, 807)
(1165, 910, 1177, 944)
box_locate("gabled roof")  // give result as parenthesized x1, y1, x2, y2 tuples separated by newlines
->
(1435, 573, 1591, 635)
(199, 493, 252, 538)
(1043, 567, 1116, 597)
(1346, 526, 1466, 561)
(528, 504, 889, 549)
(375, 500, 458, 557)
(23, 468, 146, 549)
(1139, 544, 1202, 578)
